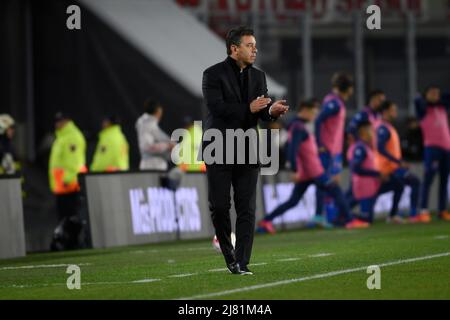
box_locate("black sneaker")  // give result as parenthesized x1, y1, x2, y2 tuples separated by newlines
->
(227, 262, 241, 275)
(239, 266, 253, 275)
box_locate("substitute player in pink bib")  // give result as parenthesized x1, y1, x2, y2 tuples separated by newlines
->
(257, 99, 368, 234)
(415, 86, 450, 221)
(351, 121, 404, 223)
(312, 72, 354, 227)
(345, 90, 386, 209)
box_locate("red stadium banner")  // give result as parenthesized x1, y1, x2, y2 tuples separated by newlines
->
(176, 0, 426, 20)
(176, 0, 432, 36)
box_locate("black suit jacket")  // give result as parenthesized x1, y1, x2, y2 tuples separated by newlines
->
(201, 58, 276, 164)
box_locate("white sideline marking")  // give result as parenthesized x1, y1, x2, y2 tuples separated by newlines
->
(168, 273, 198, 278)
(0, 279, 162, 289)
(2, 284, 46, 289)
(309, 253, 334, 258)
(178, 247, 212, 252)
(208, 267, 228, 272)
(82, 280, 161, 286)
(0, 263, 91, 271)
(277, 258, 301, 262)
(250, 263, 268, 266)
(176, 252, 450, 300)
(434, 235, 449, 240)
(131, 247, 211, 254)
(131, 249, 159, 254)
(132, 279, 161, 283)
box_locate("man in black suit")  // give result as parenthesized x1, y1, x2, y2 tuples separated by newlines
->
(202, 26, 289, 275)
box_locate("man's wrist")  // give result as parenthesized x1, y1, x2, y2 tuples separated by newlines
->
(268, 105, 278, 120)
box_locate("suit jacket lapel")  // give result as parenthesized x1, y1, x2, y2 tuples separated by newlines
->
(224, 60, 242, 102)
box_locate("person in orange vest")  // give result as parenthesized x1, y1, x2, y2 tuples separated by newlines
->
(376, 101, 421, 224)
(49, 112, 87, 250)
(350, 121, 404, 224)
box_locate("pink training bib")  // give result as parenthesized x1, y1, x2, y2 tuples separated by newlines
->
(319, 93, 346, 156)
(352, 141, 381, 200)
(420, 105, 450, 151)
(288, 121, 324, 182)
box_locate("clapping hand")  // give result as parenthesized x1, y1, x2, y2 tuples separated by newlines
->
(270, 100, 289, 118)
(250, 96, 272, 113)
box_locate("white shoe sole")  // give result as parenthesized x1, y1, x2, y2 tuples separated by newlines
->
(240, 271, 253, 275)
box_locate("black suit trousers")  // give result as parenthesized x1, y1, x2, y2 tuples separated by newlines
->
(206, 164, 259, 267)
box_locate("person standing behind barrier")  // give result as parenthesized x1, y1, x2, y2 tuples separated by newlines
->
(415, 86, 450, 221)
(136, 99, 175, 171)
(0, 114, 18, 175)
(91, 115, 129, 172)
(177, 116, 206, 173)
(49, 113, 87, 250)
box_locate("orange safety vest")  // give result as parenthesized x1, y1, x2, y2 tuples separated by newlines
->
(179, 162, 206, 173)
(376, 122, 401, 175)
(52, 165, 88, 195)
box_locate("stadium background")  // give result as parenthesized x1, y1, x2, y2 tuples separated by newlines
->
(1, 0, 450, 254)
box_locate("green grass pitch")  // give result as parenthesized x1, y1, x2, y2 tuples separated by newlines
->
(1, 220, 449, 299)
